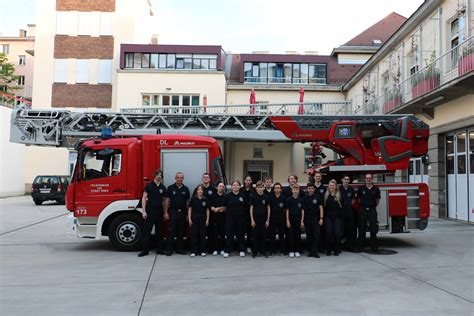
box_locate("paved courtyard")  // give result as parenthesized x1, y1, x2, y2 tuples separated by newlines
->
(0, 195, 473, 315)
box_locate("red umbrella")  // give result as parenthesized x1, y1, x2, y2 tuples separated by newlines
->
(249, 89, 256, 114)
(298, 87, 305, 114)
(203, 95, 207, 113)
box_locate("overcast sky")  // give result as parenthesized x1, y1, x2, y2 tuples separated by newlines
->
(1, 0, 424, 55)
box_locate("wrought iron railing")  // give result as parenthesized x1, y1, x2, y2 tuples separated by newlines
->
(356, 36, 473, 114)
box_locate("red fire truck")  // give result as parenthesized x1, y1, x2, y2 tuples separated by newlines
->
(10, 106, 430, 251)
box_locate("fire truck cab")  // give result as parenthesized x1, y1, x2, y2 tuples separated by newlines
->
(66, 134, 225, 251)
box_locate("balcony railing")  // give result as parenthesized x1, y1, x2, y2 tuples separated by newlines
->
(243, 76, 326, 85)
(121, 101, 352, 116)
(356, 36, 473, 114)
(0, 92, 32, 109)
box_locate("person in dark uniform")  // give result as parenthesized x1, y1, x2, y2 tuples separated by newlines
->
(268, 182, 288, 256)
(263, 176, 274, 197)
(193, 173, 217, 254)
(210, 182, 226, 256)
(138, 170, 167, 257)
(339, 175, 356, 252)
(324, 180, 343, 256)
(241, 175, 255, 254)
(313, 171, 326, 253)
(304, 182, 324, 258)
(357, 173, 381, 253)
(166, 172, 190, 256)
(250, 181, 271, 258)
(223, 180, 248, 257)
(286, 184, 305, 258)
(283, 174, 305, 198)
(188, 185, 210, 257)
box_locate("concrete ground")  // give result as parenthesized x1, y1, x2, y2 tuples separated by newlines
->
(0, 196, 473, 316)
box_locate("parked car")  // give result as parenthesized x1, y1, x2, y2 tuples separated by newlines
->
(31, 175, 69, 205)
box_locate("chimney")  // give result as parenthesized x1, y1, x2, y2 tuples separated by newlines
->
(151, 34, 158, 44)
(304, 51, 319, 55)
(19, 29, 27, 37)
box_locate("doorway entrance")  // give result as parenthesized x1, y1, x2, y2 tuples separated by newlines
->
(243, 160, 273, 183)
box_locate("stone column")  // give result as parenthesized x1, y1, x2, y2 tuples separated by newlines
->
(428, 133, 446, 218)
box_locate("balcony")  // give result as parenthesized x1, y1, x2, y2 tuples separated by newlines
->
(358, 36, 474, 118)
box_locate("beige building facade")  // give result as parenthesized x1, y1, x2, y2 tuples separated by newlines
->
(343, 0, 474, 220)
(0, 24, 35, 100)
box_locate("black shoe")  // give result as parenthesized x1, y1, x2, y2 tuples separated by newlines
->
(307, 253, 313, 257)
(156, 250, 166, 255)
(334, 251, 339, 256)
(138, 251, 149, 257)
(252, 254, 256, 258)
(177, 250, 186, 255)
(356, 247, 363, 253)
(314, 253, 320, 258)
(166, 251, 172, 256)
(326, 251, 331, 256)
(263, 252, 268, 258)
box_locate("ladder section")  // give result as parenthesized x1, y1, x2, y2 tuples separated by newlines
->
(10, 102, 352, 147)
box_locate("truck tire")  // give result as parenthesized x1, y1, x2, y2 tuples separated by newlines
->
(33, 199, 42, 205)
(108, 213, 144, 251)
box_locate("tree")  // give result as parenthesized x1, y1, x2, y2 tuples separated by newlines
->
(0, 53, 20, 94)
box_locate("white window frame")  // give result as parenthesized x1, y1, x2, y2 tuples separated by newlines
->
(17, 76, 25, 86)
(76, 59, 90, 83)
(78, 12, 93, 36)
(98, 59, 112, 83)
(18, 55, 26, 66)
(56, 11, 71, 35)
(100, 12, 113, 36)
(54, 59, 68, 83)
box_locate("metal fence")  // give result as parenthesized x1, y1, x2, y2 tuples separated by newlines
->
(121, 101, 352, 116)
(357, 36, 473, 114)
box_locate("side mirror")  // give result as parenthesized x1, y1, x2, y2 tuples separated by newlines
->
(421, 155, 430, 165)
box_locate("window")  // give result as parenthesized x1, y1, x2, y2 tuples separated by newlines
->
(158, 54, 167, 68)
(253, 148, 263, 158)
(141, 94, 200, 113)
(76, 59, 90, 83)
(304, 147, 322, 171)
(17, 76, 25, 86)
(1, 44, 9, 54)
(100, 12, 112, 36)
(18, 55, 26, 65)
(78, 12, 93, 35)
(244, 61, 326, 84)
(167, 54, 175, 69)
(54, 59, 68, 83)
(150, 54, 158, 68)
(80, 149, 122, 181)
(56, 12, 70, 35)
(309, 64, 326, 84)
(450, 15, 465, 68)
(98, 60, 112, 84)
(409, 48, 419, 76)
(141, 53, 150, 68)
(125, 53, 134, 68)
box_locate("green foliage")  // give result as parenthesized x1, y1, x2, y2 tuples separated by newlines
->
(0, 53, 20, 94)
(461, 45, 473, 58)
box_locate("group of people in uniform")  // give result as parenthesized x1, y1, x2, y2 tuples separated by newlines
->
(138, 170, 381, 258)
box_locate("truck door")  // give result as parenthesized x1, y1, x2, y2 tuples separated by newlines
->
(74, 146, 127, 217)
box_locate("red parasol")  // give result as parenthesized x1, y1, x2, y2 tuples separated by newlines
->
(249, 88, 256, 114)
(203, 95, 207, 113)
(298, 87, 305, 114)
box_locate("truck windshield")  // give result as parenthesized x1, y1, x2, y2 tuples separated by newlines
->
(78, 148, 122, 181)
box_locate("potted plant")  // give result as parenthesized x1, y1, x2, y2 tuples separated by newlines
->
(458, 45, 474, 76)
(383, 89, 402, 113)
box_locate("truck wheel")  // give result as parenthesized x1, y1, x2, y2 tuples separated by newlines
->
(33, 199, 42, 205)
(108, 213, 143, 251)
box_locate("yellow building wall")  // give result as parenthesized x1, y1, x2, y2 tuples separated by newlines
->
(421, 94, 474, 128)
(227, 89, 345, 105)
(116, 71, 227, 109)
